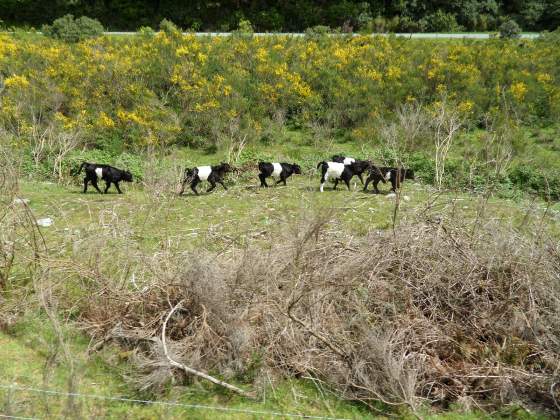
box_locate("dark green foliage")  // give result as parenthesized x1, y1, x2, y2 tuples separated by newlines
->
(508, 164, 560, 200)
(420, 10, 463, 32)
(3, 1, 559, 32)
(42, 14, 104, 42)
(499, 19, 522, 38)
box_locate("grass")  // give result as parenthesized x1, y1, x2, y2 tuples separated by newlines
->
(3, 144, 560, 419)
(18, 166, 560, 251)
(1, 313, 378, 419)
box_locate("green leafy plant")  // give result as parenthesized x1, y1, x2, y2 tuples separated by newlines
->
(42, 14, 104, 43)
(499, 19, 522, 39)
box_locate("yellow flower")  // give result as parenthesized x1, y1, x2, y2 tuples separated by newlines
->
(458, 100, 474, 113)
(386, 66, 401, 80)
(197, 52, 207, 63)
(176, 46, 189, 56)
(509, 82, 527, 101)
(256, 48, 268, 62)
(98, 112, 115, 128)
(4, 74, 30, 89)
(536, 73, 552, 83)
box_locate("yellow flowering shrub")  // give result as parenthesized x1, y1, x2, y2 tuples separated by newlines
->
(0, 33, 558, 152)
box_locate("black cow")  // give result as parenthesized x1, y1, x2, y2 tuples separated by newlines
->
(317, 161, 370, 192)
(331, 155, 371, 184)
(179, 162, 233, 195)
(75, 162, 133, 194)
(258, 162, 301, 187)
(364, 166, 415, 193)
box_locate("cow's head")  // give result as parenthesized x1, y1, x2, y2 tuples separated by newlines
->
(220, 162, 233, 173)
(351, 160, 372, 173)
(404, 169, 415, 180)
(292, 164, 302, 174)
(122, 170, 133, 182)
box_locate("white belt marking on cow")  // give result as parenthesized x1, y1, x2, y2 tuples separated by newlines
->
(95, 167, 103, 179)
(197, 166, 212, 181)
(326, 162, 345, 179)
(343, 157, 355, 165)
(272, 162, 283, 177)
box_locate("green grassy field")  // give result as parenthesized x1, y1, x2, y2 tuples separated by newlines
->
(3, 131, 560, 419)
(2, 165, 559, 418)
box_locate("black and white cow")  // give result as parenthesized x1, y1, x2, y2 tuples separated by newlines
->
(363, 166, 415, 193)
(258, 162, 301, 187)
(331, 155, 371, 184)
(76, 162, 133, 194)
(317, 161, 371, 192)
(179, 162, 233, 195)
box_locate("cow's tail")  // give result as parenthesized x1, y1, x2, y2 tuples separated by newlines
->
(316, 161, 326, 170)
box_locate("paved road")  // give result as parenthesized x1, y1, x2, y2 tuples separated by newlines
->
(4, 31, 540, 39)
(105, 31, 540, 39)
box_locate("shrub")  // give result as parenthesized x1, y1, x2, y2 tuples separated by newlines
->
(71, 212, 560, 414)
(420, 10, 463, 32)
(396, 16, 426, 33)
(138, 26, 155, 38)
(159, 18, 180, 35)
(237, 18, 254, 34)
(304, 25, 331, 39)
(508, 164, 560, 200)
(42, 14, 104, 43)
(499, 19, 522, 39)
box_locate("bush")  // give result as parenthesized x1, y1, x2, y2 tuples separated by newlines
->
(420, 10, 463, 32)
(508, 164, 560, 200)
(42, 14, 104, 43)
(237, 18, 254, 34)
(396, 16, 426, 33)
(138, 26, 155, 38)
(159, 18, 180, 36)
(499, 19, 522, 39)
(72, 212, 560, 413)
(304, 25, 331, 39)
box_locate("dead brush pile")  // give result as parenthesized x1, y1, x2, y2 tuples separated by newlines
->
(75, 213, 560, 414)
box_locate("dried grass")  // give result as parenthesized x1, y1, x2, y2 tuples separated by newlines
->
(61, 209, 560, 414)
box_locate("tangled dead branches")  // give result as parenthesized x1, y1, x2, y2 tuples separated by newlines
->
(63, 212, 560, 415)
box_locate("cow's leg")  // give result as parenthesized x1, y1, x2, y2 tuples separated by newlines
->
(258, 173, 268, 187)
(83, 178, 89, 193)
(190, 179, 199, 195)
(91, 179, 102, 194)
(206, 179, 216, 193)
(373, 179, 381, 194)
(115, 182, 123, 194)
(218, 179, 227, 190)
(333, 179, 339, 190)
(276, 175, 287, 186)
(104, 181, 111, 193)
(363, 175, 371, 192)
(343, 177, 351, 190)
(357, 173, 365, 185)
(320, 171, 328, 192)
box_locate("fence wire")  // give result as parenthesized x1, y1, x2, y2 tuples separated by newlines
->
(0, 384, 352, 420)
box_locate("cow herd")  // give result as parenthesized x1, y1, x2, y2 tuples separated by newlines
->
(75, 155, 414, 195)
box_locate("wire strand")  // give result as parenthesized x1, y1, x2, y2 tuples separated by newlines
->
(0, 384, 351, 420)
